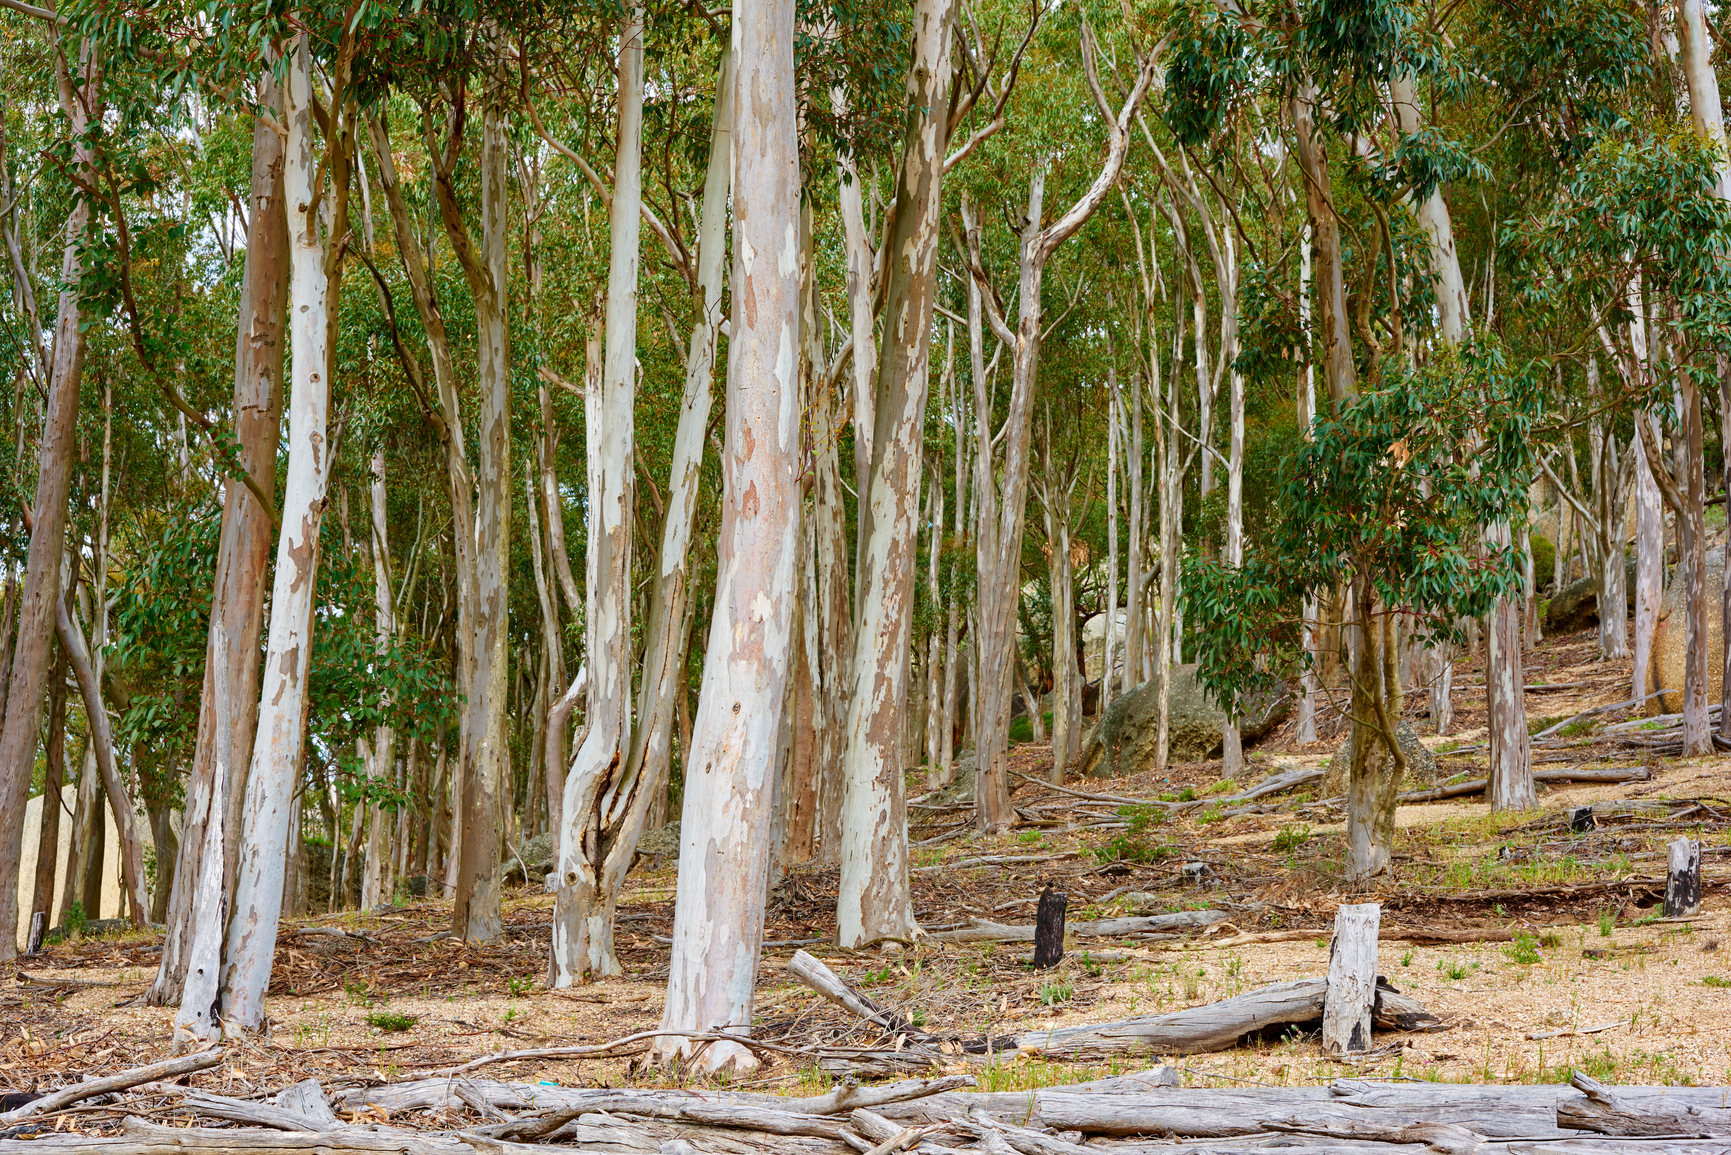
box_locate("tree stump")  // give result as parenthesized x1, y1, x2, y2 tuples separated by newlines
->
(1321, 903, 1380, 1057)
(1568, 806, 1593, 834)
(25, 911, 45, 955)
(1665, 837, 1701, 918)
(1032, 884, 1067, 969)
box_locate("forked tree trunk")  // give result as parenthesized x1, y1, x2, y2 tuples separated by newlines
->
(220, 34, 342, 1030)
(552, 23, 727, 985)
(152, 74, 287, 1006)
(965, 36, 1151, 830)
(656, 0, 802, 1070)
(0, 44, 101, 964)
(551, 10, 643, 980)
(836, 0, 953, 948)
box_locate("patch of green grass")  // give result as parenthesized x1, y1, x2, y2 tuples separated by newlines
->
(1091, 834, 1178, 865)
(1703, 976, 1731, 988)
(1598, 910, 1616, 938)
(1038, 980, 1074, 1006)
(1210, 779, 1239, 795)
(1271, 824, 1312, 853)
(366, 1010, 417, 1032)
(1439, 960, 1471, 981)
(1018, 831, 1043, 845)
(1400, 949, 1415, 967)
(1504, 932, 1542, 965)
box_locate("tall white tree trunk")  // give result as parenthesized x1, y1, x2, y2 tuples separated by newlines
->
(1104, 367, 1120, 711)
(1295, 226, 1320, 743)
(154, 76, 287, 1004)
(1221, 228, 1244, 776)
(550, 10, 646, 983)
(656, 0, 802, 1071)
(220, 35, 338, 1029)
(1630, 293, 1663, 704)
(836, 0, 954, 948)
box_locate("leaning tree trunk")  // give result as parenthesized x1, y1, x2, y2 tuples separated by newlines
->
(151, 74, 287, 1006)
(218, 33, 340, 1031)
(0, 44, 100, 964)
(837, 0, 953, 949)
(656, 0, 802, 1069)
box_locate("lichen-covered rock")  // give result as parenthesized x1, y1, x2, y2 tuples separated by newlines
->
(1650, 546, 1724, 716)
(1079, 664, 1289, 777)
(635, 820, 682, 859)
(1326, 721, 1437, 795)
(1544, 576, 1599, 635)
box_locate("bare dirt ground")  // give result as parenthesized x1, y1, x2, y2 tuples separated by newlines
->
(4, 622, 1728, 1116)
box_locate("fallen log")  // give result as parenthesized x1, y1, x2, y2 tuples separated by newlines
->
(0, 1050, 225, 1124)
(1557, 1072, 1729, 1138)
(788, 950, 915, 1033)
(1397, 766, 1650, 804)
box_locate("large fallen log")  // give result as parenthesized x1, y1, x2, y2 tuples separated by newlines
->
(1389, 765, 1651, 805)
(1011, 975, 1438, 1059)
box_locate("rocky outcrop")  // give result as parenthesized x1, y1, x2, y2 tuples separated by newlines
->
(1544, 576, 1599, 635)
(1077, 665, 1289, 777)
(1649, 546, 1724, 716)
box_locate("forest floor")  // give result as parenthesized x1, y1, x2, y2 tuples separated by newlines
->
(4, 622, 1729, 1110)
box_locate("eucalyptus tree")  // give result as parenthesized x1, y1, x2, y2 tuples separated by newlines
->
(961, 14, 1155, 832)
(0, 20, 105, 964)
(655, 0, 802, 1072)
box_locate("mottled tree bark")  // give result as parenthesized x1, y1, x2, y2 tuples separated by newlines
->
(0, 44, 101, 964)
(151, 72, 287, 1007)
(655, 0, 803, 1071)
(837, 0, 954, 948)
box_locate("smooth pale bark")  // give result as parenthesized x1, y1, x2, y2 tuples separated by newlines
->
(1221, 227, 1244, 776)
(1295, 228, 1320, 743)
(837, 0, 953, 948)
(965, 37, 1152, 831)
(812, 373, 852, 857)
(552, 25, 727, 984)
(1154, 310, 1180, 769)
(552, 9, 642, 980)
(1122, 354, 1144, 698)
(525, 444, 563, 831)
(364, 449, 395, 909)
(1486, 526, 1534, 810)
(1103, 370, 1120, 712)
(152, 77, 287, 1006)
(655, 0, 802, 1069)
(60, 745, 97, 921)
(174, 622, 230, 1048)
(1630, 325, 1663, 703)
(443, 91, 511, 945)
(0, 45, 100, 963)
(923, 483, 944, 771)
(219, 35, 339, 1030)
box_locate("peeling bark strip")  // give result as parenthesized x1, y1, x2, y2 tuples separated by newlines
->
(152, 72, 287, 1006)
(0, 42, 100, 964)
(220, 35, 345, 1030)
(836, 0, 954, 950)
(655, 0, 802, 1074)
